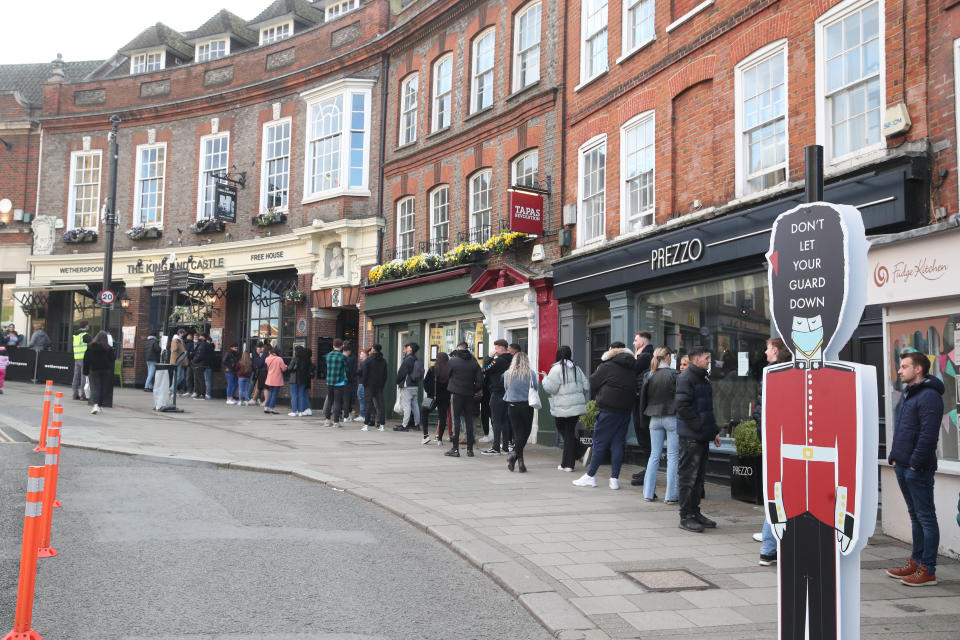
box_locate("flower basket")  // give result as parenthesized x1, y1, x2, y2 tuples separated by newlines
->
(168, 305, 210, 327)
(62, 229, 97, 244)
(445, 242, 487, 266)
(189, 218, 225, 234)
(283, 289, 306, 304)
(368, 259, 406, 284)
(252, 211, 287, 227)
(403, 253, 447, 276)
(126, 225, 162, 241)
(483, 231, 529, 255)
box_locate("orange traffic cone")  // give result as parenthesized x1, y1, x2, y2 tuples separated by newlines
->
(37, 406, 64, 559)
(32, 382, 53, 452)
(2, 466, 45, 640)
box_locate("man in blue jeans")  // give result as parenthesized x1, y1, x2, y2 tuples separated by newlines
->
(886, 351, 944, 587)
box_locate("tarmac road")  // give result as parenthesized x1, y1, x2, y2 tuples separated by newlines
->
(0, 432, 551, 640)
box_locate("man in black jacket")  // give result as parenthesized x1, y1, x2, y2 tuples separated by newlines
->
(360, 343, 388, 431)
(631, 331, 655, 484)
(675, 346, 722, 533)
(445, 342, 483, 457)
(191, 333, 214, 399)
(573, 342, 636, 490)
(395, 342, 424, 431)
(482, 339, 513, 455)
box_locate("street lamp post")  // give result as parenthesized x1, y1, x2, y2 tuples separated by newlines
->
(101, 115, 121, 332)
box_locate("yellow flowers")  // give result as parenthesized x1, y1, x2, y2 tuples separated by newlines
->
(445, 242, 485, 265)
(482, 231, 528, 254)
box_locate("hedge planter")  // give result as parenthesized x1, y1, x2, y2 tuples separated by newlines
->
(62, 229, 97, 244)
(189, 219, 225, 234)
(730, 454, 763, 504)
(253, 212, 287, 227)
(126, 226, 162, 241)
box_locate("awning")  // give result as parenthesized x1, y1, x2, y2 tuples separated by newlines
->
(11, 283, 91, 294)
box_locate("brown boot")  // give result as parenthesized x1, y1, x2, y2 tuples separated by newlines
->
(886, 558, 918, 579)
(901, 565, 937, 587)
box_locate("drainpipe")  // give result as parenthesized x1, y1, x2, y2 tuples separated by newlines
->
(377, 51, 390, 266)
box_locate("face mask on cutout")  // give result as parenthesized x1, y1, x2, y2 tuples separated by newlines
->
(791, 315, 824, 360)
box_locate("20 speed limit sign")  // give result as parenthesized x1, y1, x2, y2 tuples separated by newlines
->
(98, 289, 115, 305)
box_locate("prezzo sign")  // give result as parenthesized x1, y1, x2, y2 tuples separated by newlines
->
(649, 238, 704, 271)
(508, 190, 544, 235)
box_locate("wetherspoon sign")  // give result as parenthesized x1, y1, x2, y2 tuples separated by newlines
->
(508, 189, 543, 235)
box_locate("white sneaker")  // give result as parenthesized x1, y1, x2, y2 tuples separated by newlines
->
(572, 474, 597, 487)
(321, 419, 332, 427)
(288, 412, 299, 417)
(609, 478, 620, 490)
(753, 532, 764, 543)
(558, 465, 574, 472)
(422, 435, 432, 445)
(479, 434, 493, 443)
(90, 405, 101, 415)
(377, 425, 385, 432)
(226, 399, 237, 405)
(301, 409, 312, 416)
(361, 425, 369, 431)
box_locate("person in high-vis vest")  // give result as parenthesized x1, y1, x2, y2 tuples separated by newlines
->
(72, 320, 91, 400)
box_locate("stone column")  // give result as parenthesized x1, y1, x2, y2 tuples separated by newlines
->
(558, 302, 587, 370)
(606, 290, 636, 346)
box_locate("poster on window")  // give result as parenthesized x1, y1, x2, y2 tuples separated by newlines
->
(122, 326, 136, 349)
(209, 327, 223, 352)
(429, 325, 443, 364)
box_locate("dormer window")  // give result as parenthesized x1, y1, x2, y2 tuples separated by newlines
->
(260, 20, 292, 45)
(326, 0, 360, 21)
(196, 38, 229, 62)
(131, 50, 165, 74)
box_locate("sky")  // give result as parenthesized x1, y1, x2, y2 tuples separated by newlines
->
(3, 1, 280, 65)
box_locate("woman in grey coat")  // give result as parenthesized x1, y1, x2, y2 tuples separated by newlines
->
(542, 345, 590, 472)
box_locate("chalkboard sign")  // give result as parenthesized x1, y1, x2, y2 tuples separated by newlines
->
(122, 352, 136, 369)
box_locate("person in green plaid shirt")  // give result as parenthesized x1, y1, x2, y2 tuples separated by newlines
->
(324, 338, 349, 426)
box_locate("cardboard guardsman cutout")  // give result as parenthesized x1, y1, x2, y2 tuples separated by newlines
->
(764, 203, 879, 640)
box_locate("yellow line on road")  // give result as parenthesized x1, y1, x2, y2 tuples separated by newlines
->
(0, 429, 14, 443)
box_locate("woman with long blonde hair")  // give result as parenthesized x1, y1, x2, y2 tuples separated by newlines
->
(502, 350, 539, 472)
(637, 346, 680, 503)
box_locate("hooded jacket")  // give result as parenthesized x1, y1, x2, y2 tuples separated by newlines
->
(542, 360, 590, 418)
(888, 375, 945, 472)
(144, 336, 161, 363)
(675, 363, 719, 441)
(446, 349, 483, 396)
(395, 352, 424, 388)
(484, 352, 513, 394)
(589, 347, 637, 412)
(360, 350, 388, 391)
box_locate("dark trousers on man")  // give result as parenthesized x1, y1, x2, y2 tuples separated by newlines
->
(192, 365, 207, 396)
(450, 393, 475, 451)
(325, 385, 348, 423)
(364, 386, 385, 427)
(678, 437, 710, 519)
(780, 513, 837, 640)
(894, 465, 940, 573)
(489, 391, 510, 452)
(72, 360, 86, 399)
(633, 404, 651, 466)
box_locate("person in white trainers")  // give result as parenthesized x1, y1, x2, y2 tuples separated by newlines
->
(542, 345, 590, 472)
(360, 343, 388, 431)
(83, 330, 116, 415)
(572, 341, 635, 490)
(236, 348, 253, 406)
(420, 352, 450, 445)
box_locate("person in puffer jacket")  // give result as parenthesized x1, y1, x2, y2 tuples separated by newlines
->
(542, 345, 590, 472)
(573, 341, 636, 490)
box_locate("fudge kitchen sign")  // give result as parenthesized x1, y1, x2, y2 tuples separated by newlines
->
(867, 226, 960, 305)
(508, 190, 543, 235)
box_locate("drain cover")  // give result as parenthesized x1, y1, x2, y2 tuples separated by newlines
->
(893, 603, 925, 613)
(623, 569, 716, 592)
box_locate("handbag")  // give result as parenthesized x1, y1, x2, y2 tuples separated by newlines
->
(528, 377, 542, 410)
(421, 394, 436, 410)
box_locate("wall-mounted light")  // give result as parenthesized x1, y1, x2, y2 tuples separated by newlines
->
(366, 319, 373, 331)
(121, 297, 130, 309)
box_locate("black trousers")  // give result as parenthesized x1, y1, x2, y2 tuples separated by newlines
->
(325, 386, 348, 422)
(450, 393, 475, 450)
(556, 416, 583, 469)
(489, 392, 510, 451)
(88, 369, 114, 407)
(480, 390, 491, 435)
(781, 513, 838, 640)
(364, 387, 385, 426)
(633, 404, 651, 463)
(506, 402, 533, 459)
(421, 396, 450, 437)
(192, 365, 207, 396)
(678, 437, 709, 519)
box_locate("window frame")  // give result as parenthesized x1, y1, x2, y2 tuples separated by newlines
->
(471, 28, 496, 114)
(619, 111, 656, 235)
(577, 134, 607, 247)
(815, 0, 886, 164)
(325, 0, 361, 21)
(131, 50, 165, 74)
(580, 0, 609, 85)
(196, 131, 230, 221)
(399, 73, 419, 146)
(429, 185, 450, 255)
(954, 38, 960, 217)
(396, 196, 416, 259)
(259, 19, 293, 45)
(513, 1, 542, 92)
(432, 53, 453, 132)
(260, 117, 292, 214)
(468, 169, 493, 243)
(621, 0, 655, 59)
(511, 149, 539, 188)
(734, 39, 789, 198)
(67, 149, 102, 232)
(195, 38, 229, 62)
(134, 142, 167, 228)
(301, 78, 375, 202)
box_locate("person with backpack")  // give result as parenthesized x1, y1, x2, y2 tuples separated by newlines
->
(542, 345, 590, 472)
(638, 346, 680, 504)
(421, 352, 450, 445)
(394, 342, 424, 432)
(359, 343, 388, 431)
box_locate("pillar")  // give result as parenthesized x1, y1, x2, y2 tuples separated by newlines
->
(559, 301, 587, 371)
(606, 290, 636, 346)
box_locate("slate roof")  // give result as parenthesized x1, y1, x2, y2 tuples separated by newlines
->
(0, 59, 103, 106)
(185, 9, 258, 46)
(118, 23, 193, 59)
(247, 0, 324, 28)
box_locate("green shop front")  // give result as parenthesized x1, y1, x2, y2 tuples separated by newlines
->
(363, 265, 487, 420)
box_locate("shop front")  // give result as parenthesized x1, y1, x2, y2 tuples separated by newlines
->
(867, 220, 960, 559)
(553, 156, 928, 469)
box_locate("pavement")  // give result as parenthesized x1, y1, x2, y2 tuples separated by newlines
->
(2, 380, 959, 639)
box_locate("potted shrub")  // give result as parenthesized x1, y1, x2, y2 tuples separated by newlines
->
(730, 419, 763, 504)
(252, 210, 287, 227)
(578, 400, 599, 446)
(283, 289, 305, 304)
(189, 218, 224, 234)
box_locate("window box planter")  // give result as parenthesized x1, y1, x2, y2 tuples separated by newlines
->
(483, 231, 530, 255)
(252, 211, 287, 227)
(189, 218, 225, 234)
(62, 229, 97, 244)
(126, 225, 162, 241)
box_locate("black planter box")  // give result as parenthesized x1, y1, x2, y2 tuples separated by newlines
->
(730, 454, 763, 504)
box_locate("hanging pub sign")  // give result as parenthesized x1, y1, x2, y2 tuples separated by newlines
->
(508, 189, 544, 235)
(215, 182, 237, 223)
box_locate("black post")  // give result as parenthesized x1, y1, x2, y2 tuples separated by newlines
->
(805, 145, 824, 203)
(101, 115, 121, 331)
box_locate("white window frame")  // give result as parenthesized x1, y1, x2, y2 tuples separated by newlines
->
(815, 0, 885, 164)
(734, 40, 789, 198)
(512, 150, 539, 187)
(196, 132, 230, 221)
(577, 134, 607, 247)
(580, 0, 609, 85)
(399, 73, 419, 146)
(432, 54, 453, 132)
(396, 196, 416, 259)
(471, 28, 496, 113)
(326, 0, 361, 20)
(67, 150, 102, 231)
(134, 143, 167, 227)
(131, 50, 165, 74)
(429, 185, 450, 254)
(259, 19, 293, 45)
(301, 78, 374, 202)
(260, 117, 292, 213)
(195, 38, 229, 62)
(620, 111, 655, 234)
(468, 169, 493, 243)
(513, 2, 542, 92)
(621, 0, 655, 60)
